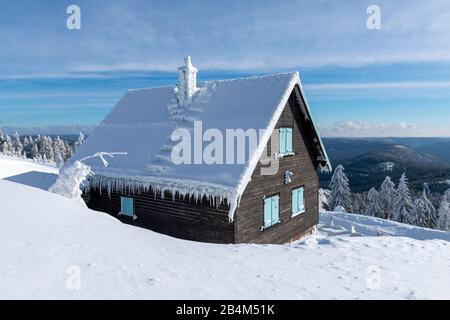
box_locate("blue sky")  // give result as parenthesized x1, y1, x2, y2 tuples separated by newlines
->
(1, 0, 450, 136)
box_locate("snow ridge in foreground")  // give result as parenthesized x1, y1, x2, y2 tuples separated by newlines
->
(0, 178, 449, 300)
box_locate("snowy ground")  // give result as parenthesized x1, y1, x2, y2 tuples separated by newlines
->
(0, 157, 449, 299)
(0, 155, 58, 190)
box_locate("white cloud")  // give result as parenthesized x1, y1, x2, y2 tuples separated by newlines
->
(319, 121, 434, 137)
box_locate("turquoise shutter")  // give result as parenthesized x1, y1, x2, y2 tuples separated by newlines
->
(121, 197, 134, 217)
(264, 198, 272, 228)
(292, 189, 299, 214)
(298, 188, 305, 212)
(279, 128, 286, 154)
(271, 196, 279, 225)
(286, 128, 293, 153)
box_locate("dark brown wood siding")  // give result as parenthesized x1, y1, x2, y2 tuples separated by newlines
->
(234, 86, 320, 244)
(86, 189, 235, 244)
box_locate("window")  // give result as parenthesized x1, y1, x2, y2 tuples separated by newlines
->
(120, 196, 134, 218)
(292, 187, 305, 216)
(263, 195, 280, 229)
(279, 127, 293, 155)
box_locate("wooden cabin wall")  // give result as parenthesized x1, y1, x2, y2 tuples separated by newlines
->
(235, 89, 320, 244)
(86, 189, 235, 244)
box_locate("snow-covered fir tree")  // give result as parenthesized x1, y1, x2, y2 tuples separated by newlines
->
(53, 136, 66, 166)
(411, 197, 425, 226)
(352, 192, 368, 215)
(437, 191, 450, 231)
(11, 132, 23, 156)
(416, 188, 438, 229)
(30, 142, 40, 160)
(379, 176, 396, 220)
(329, 164, 353, 212)
(393, 173, 414, 224)
(365, 188, 383, 217)
(0, 133, 12, 155)
(74, 132, 85, 149)
(39, 136, 55, 162)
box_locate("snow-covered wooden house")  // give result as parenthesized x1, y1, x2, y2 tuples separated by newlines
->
(71, 57, 331, 244)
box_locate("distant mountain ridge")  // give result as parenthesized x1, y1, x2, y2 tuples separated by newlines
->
(321, 137, 450, 193)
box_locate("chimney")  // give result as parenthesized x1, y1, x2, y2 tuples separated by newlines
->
(177, 56, 198, 107)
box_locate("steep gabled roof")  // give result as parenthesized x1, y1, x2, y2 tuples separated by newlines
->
(70, 72, 331, 220)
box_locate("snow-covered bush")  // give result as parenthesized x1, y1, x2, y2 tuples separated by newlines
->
(49, 161, 92, 206)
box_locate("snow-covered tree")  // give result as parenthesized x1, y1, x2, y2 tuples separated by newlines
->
(39, 136, 54, 162)
(64, 140, 73, 159)
(379, 176, 396, 220)
(53, 136, 66, 166)
(49, 151, 126, 206)
(352, 192, 368, 215)
(11, 132, 23, 156)
(30, 142, 40, 160)
(74, 132, 85, 149)
(411, 198, 425, 226)
(49, 161, 92, 206)
(0, 133, 12, 155)
(393, 173, 413, 224)
(23, 136, 31, 156)
(329, 164, 353, 212)
(437, 191, 450, 231)
(416, 188, 438, 229)
(365, 188, 383, 217)
(319, 189, 331, 212)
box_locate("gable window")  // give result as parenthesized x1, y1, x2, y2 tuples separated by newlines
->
(279, 127, 293, 156)
(263, 195, 280, 229)
(120, 196, 135, 218)
(292, 187, 305, 217)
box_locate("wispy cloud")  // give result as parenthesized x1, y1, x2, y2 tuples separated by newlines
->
(319, 121, 450, 137)
(306, 81, 450, 90)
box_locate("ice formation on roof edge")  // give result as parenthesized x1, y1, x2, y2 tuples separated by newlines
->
(87, 173, 239, 221)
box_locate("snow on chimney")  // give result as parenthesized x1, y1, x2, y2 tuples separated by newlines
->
(177, 56, 198, 107)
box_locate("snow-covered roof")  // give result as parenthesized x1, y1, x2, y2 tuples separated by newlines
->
(70, 71, 330, 220)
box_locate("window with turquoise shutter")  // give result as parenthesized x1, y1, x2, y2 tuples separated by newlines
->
(292, 187, 305, 216)
(120, 196, 134, 217)
(263, 195, 280, 229)
(279, 128, 293, 155)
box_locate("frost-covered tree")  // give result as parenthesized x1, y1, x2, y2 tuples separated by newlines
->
(352, 192, 368, 215)
(49, 161, 92, 206)
(379, 176, 396, 220)
(30, 142, 40, 160)
(319, 189, 331, 212)
(365, 188, 383, 217)
(411, 198, 425, 226)
(11, 132, 23, 156)
(74, 132, 85, 149)
(53, 136, 66, 166)
(393, 173, 413, 224)
(39, 136, 54, 162)
(23, 136, 31, 156)
(0, 133, 12, 155)
(49, 152, 126, 206)
(64, 140, 73, 159)
(416, 188, 438, 229)
(437, 191, 450, 231)
(329, 164, 353, 212)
